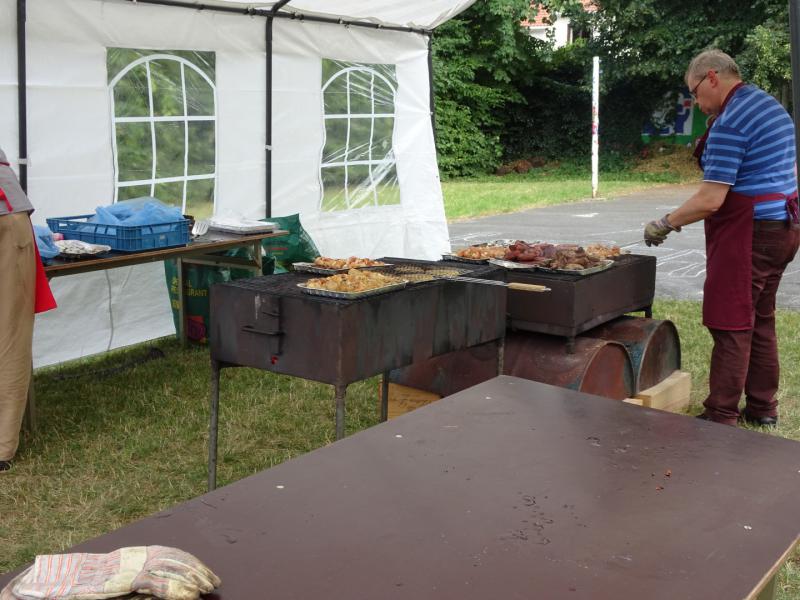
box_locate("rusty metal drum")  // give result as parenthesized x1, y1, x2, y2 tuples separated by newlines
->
(582, 316, 681, 393)
(503, 331, 635, 400)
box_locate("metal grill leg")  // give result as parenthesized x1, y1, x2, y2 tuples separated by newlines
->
(334, 384, 347, 440)
(208, 360, 221, 492)
(644, 305, 653, 318)
(497, 337, 505, 375)
(380, 373, 389, 422)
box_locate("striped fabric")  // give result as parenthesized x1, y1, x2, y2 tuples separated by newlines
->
(701, 84, 797, 220)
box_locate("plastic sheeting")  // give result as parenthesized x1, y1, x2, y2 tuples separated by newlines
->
(0, 0, 452, 366)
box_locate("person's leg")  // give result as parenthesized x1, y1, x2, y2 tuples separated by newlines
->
(0, 213, 36, 464)
(702, 327, 752, 425)
(744, 224, 800, 419)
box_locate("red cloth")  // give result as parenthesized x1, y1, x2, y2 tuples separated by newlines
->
(32, 239, 56, 313)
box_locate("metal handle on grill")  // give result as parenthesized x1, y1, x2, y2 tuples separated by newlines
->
(448, 276, 550, 292)
(506, 282, 550, 293)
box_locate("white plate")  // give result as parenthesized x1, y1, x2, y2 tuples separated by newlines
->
(55, 239, 112, 256)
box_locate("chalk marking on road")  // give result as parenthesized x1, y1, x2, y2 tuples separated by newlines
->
(573, 213, 599, 218)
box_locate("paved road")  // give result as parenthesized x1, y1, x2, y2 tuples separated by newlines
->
(448, 184, 800, 309)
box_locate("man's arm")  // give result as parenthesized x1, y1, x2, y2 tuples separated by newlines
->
(666, 181, 730, 228)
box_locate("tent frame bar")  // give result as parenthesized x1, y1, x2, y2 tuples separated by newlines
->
(124, 0, 432, 36)
(17, 0, 28, 191)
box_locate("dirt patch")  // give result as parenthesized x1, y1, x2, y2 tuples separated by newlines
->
(631, 143, 699, 182)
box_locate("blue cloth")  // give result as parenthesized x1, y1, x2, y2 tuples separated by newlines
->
(33, 225, 59, 263)
(91, 197, 183, 226)
(701, 84, 797, 220)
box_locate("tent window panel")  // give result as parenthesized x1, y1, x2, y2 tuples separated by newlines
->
(154, 181, 184, 208)
(116, 122, 153, 182)
(371, 117, 394, 159)
(185, 68, 215, 116)
(113, 65, 149, 117)
(346, 165, 375, 209)
(347, 119, 373, 162)
(150, 59, 184, 117)
(320, 59, 399, 212)
(375, 162, 400, 206)
(109, 49, 216, 210)
(322, 119, 349, 164)
(186, 179, 215, 219)
(320, 167, 348, 212)
(154, 122, 186, 179)
(187, 121, 215, 176)
(117, 184, 152, 201)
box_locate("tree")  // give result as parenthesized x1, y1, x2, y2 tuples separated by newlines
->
(432, 0, 542, 176)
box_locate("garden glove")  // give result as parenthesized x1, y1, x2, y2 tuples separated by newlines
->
(644, 214, 681, 247)
(11, 546, 220, 600)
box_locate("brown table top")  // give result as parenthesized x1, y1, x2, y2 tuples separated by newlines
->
(44, 230, 287, 277)
(3, 376, 799, 599)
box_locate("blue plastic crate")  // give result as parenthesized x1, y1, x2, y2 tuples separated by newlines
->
(47, 214, 190, 252)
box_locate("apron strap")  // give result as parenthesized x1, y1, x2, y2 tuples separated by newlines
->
(0, 187, 13, 213)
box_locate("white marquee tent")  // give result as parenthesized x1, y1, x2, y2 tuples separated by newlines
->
(0, 0, 477, 366)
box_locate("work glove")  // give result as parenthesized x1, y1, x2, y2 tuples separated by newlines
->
(7, 546, 220, 600)
(644, 214, 681, 247)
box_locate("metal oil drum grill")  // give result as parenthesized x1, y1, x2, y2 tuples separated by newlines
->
(505, 254, 657, 352)
(581, 315, 681, 393)
(208, 259, 507, 490)
(388, 329, 637, 402)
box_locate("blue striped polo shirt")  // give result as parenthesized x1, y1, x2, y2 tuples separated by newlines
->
(701, 84, 797, 220)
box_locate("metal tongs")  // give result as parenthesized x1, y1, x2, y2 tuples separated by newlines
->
(617, 239, 645, 250)
(438, 275, 550, 293)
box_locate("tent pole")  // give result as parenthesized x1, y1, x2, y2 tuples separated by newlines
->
(16, 0, 28, 191)
(265, 0, 292, 219)
(427, 32, 437, 148)
(790, 0, 800, 193)
(266, 16, 273, 219)
(125, 0, 429, 35)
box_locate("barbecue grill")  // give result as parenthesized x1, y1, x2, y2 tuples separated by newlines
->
(505, 254, 656, 351)
(207, 259, 507, 490)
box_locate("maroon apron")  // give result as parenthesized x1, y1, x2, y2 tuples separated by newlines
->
(695, 83, 799, 329)
(703, 190, 797, 330)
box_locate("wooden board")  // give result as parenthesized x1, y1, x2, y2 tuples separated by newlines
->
(633, 370, 691, 413)
(380, 381, 441, 419)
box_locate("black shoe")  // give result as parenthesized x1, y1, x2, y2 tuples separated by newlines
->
(695, 413, 712, 421)
(0, 460, 11, 472)
(741, 412, 778, 427)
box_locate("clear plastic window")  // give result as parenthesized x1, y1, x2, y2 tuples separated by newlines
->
(108, 49, 217, 218)
(320, 59, 400, 212)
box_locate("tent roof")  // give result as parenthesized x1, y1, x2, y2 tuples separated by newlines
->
(134, 0, 479, 30)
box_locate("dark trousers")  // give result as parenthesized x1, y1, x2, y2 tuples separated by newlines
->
(703, 222, 800, 425)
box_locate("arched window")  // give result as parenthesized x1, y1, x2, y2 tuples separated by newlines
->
(320, 60, 400, 211)
(109, 51, 217, 218)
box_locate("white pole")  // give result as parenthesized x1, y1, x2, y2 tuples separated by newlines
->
(591, 56, 600, 199)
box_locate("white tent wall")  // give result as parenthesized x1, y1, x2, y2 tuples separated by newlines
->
(0, 0, 452, 367)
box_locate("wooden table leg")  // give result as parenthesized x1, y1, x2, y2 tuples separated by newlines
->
(756, 574, 777, 600)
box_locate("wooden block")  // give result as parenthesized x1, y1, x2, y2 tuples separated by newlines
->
(380, 382, 441, 420)
(623, 397, 644, 406)
(634, 370, 691, 413)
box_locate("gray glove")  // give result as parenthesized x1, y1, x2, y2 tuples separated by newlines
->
(644, 214, 681, 247)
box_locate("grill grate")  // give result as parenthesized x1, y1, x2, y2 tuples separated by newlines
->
(227, 258, 502, 300)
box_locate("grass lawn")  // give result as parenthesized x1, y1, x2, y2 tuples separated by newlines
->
(2, 300, 799, 598)
(441, 145, 700, 221)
